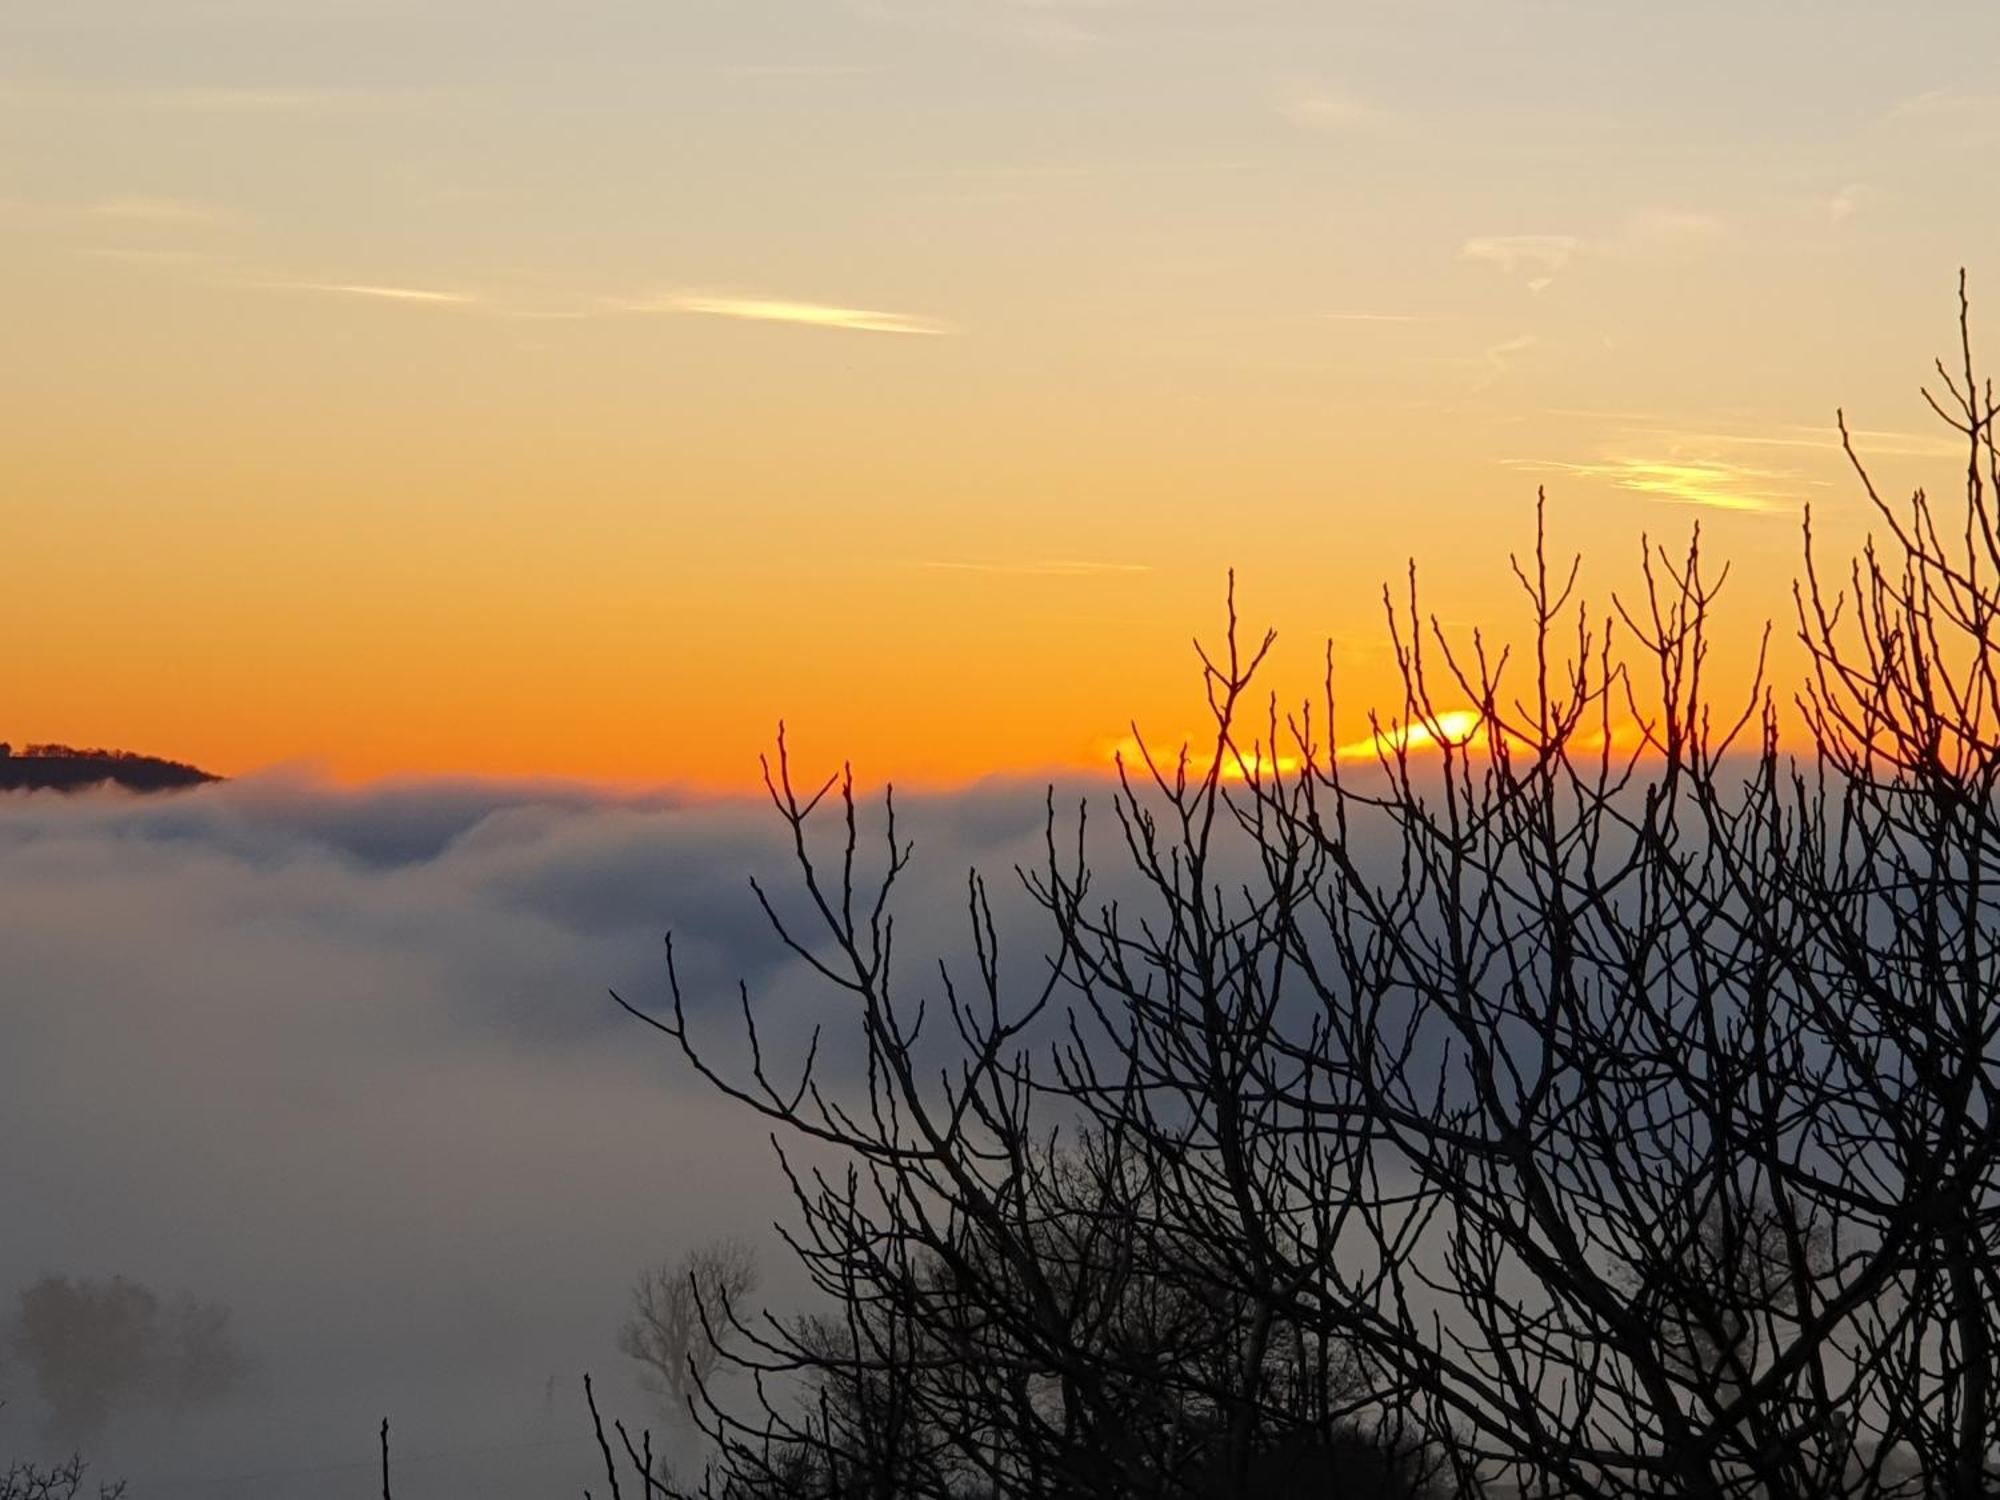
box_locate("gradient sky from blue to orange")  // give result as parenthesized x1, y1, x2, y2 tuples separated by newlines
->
(3, 1, 1997, 786)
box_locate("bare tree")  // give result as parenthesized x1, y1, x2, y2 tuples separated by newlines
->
(620, 1240, 760, 1427)
(0, 1454, 124, 1500)
(597, 278, 2000, 1500)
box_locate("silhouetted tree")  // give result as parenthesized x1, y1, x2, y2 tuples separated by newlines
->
(11, 1279, 157, 1446)
(0, 1453, 124, 1500)
(621, 1239, 760, 1429)
(9, 1276, 249, 1445)
(599, 277, 2000, 1499)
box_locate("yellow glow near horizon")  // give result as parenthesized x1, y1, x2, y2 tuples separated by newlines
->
(1101, 708, 1675, 788)
(1337, 710, 1487, 761)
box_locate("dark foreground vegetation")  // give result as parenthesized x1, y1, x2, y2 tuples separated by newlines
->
(556, 278, 2000, 1500)
(0, 1453, 123, 1500)
(0, 745, 216, 795)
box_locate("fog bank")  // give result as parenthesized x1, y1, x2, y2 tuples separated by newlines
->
(0, 771, 1076, 1495)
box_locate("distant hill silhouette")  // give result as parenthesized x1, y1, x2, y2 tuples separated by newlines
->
(0, 742, 219, 794)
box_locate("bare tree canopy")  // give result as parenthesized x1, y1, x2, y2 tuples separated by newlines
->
(619, 1239, 760, 1426)
(584, 278, 2000, 1500)
(0, 1454, 124, 1500)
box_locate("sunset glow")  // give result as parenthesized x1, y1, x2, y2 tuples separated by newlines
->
(1337, 710, 1487, 762)
(2, 2, 1994, 789)
(12, 10, 2000, 1496)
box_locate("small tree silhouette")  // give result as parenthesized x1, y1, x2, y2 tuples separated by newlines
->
(0, 1453, 124, 1500)
(11, 1279, 157, 1447)
(8, 1276, 249, 1447)
(620, 1240, 760, 1430)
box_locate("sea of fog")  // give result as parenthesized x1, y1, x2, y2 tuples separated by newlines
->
(0, 770, 1093, 1497)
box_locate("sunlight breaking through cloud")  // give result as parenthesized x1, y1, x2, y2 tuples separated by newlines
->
(1105, 710, 1492, 784)
(1336, 709, 1486, 761)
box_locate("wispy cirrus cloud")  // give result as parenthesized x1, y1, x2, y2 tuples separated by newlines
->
(1545, 414, 1966, 463)
(1410, 333, 1535, 392)
(621, 293, 957, 336)
(1654, 424, 1960, 461)
(255, 279, 479, 305)
(1462, 210, 1725, 291)
(1460, 234, 1578, 291)
(126, 262, 948, 331)
(1884, 89, 2000, 144)
(1461, 333, 1537, 390)
(0, 190, 238, 238)
(1507, 456, 1803, 514)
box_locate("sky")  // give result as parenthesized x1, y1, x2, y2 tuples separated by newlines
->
(4, 0, 1999, 785)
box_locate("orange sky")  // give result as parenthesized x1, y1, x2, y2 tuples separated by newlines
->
(3, 2, 1995, 788)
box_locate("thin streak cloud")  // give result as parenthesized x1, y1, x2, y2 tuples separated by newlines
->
(1461, 212, 1721, 291)
(1648, 425, 1962, 460)
(1509, 457, 1803, 514)
(637, 294, 956, 336)
(1543, 415, 1965, 462)
(257, 281, 478, 305)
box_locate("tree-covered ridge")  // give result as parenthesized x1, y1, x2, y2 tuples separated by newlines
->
(0, 743, 217, 793)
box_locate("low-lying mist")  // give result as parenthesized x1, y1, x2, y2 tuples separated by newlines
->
(0, 770, 1083, 1496)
